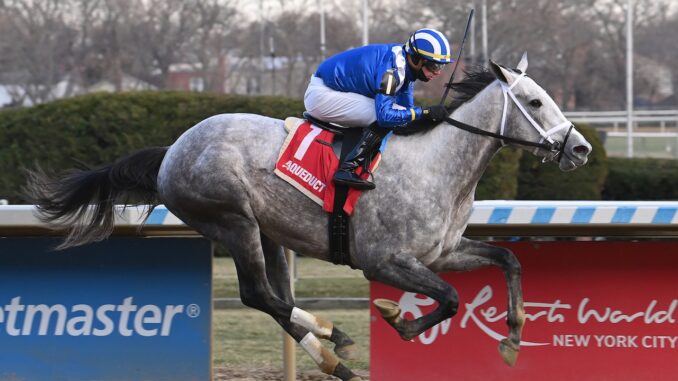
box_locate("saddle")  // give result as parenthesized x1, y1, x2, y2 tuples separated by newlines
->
(275, 113, 382, 268)
(301, 113, 366, 161)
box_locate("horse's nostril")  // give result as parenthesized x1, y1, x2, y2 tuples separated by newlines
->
(573, 145, 590, 155)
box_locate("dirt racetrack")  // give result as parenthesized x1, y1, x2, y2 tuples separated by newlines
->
(214, 367, 369, 380)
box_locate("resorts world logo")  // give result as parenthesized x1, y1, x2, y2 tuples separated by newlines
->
(397, 285, 678, 349)
(0, 297, 201, 337)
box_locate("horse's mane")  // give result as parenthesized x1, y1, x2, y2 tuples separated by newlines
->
(394, 65, 496, 136)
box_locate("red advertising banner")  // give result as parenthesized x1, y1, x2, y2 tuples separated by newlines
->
(370, 241, 678, 381)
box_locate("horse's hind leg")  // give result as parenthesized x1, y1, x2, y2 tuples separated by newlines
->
(261, 234, 358, 361)
(429, 238, 525, 366)
(206, 216, 360, 380)
(364, 252, 459, 341)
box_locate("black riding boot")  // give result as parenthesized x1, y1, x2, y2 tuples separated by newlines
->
(333, 124, 388, 190)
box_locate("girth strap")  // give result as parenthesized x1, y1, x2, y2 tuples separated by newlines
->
(328, 128, 362, 269)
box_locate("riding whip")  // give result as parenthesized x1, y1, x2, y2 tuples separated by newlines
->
(440, 8, 475, 105)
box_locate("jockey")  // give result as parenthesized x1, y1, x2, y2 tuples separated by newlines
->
(304, 28, 452, 190)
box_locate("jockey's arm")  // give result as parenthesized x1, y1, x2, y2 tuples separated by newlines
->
(374, 92, 422, 128)
(396, 82, 415, 109)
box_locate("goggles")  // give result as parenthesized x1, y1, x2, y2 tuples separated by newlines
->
(422, 60, 446, 72)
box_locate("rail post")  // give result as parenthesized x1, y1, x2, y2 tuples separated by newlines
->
(283, 248, 296, 380)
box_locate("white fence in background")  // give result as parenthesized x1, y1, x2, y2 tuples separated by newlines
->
(563, 110, 678, 158)
(564, 110, 678, 132)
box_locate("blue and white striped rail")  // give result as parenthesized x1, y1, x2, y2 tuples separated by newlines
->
(0, 205, 195, 236)
(143, 202, 678, 226)
(111, 202, 678, 227)
(469, 200, 678, 225)
(2, 202, 678, 236)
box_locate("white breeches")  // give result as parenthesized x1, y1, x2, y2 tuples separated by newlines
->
(303, 76, 377, 128)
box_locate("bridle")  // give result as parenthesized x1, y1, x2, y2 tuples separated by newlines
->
(443, 70, 573, 163)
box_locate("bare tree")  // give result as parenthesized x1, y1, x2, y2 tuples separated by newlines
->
(635, 2, 678, 107)
(232, 3, 361, 97)
(416, 0, 674, 109)
(185, 0, 240, 92)
(87, 0, 131, 92)
(0, 0, 675, 110)
(269, 10, 360, 97)
(121, 0, 201, 88)
(0, 0, 78, 105)
(66, 0, 102, 93)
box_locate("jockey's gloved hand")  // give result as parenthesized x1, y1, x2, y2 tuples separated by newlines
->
(422, 105, 448, 122)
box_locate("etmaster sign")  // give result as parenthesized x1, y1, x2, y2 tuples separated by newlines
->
(0, 237, 211, 381)
(371, 241, 678, 381)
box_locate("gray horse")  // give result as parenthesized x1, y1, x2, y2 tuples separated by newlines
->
(27, 55, 591, 381)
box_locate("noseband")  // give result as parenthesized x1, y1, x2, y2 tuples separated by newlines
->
(444, 71, 573, 162)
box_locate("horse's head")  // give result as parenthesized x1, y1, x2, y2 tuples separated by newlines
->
(489, 53, 591, 171)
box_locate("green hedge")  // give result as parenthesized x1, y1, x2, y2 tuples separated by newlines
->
(0, 92, 305, 202)
(476, 148, 522, 199)
(0, 91, 525, 203)
(602, 157, 678, 200)
(14, 92, 678, 205)
(516, 124, 608, 200)
(10, 90, 676, 202)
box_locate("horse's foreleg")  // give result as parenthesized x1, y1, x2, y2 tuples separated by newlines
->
(429, 238, 525, 366)
(261, 234, 357, 360)
(364, 252, 459, 341)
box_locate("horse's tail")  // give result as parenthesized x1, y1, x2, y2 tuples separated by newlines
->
(24, 147, 168, 249)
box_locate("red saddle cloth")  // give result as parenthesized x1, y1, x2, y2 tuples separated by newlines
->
(274, 120, 380, 215)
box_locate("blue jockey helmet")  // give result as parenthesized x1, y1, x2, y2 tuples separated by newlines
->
(404, 28, 453, 64)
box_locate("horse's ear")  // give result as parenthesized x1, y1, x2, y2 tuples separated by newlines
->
(489, 60, 515, 86)
(516, 52, 528, 72)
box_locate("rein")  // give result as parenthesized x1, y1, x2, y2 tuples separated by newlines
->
(443, 117, 563, 151)
(440, 9, 474, 105)
(443, 71, 573, 162)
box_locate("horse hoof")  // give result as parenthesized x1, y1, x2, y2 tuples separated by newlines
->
(400, 331, 418, 341)
(498, 338, 520, 367)
(335, 343, 358, 360)
(373, 298, 401, 321)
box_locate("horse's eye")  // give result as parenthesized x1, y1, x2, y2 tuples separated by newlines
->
(530, 99, 542, 108)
